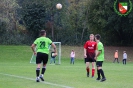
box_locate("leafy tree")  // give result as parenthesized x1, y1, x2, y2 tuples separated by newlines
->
(0, 0, 19, 30)
(86, 0, 133, 46)
(20, 0, 68, 40)
(65, 0, 90, 44)
(22, 3, 46, 37)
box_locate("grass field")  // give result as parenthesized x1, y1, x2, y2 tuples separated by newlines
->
(0, 45, 133, 88)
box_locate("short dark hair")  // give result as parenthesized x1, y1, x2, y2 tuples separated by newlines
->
(40, 30, 46, 36)
(95, 34, 101, 40)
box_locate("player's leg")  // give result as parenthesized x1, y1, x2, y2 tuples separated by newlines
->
(86, 62, 90, 77)
(40, 64, 46, 81)
(92, 62, 95, 78)
(96, 61, 101, 80)
(36, 64, 41, 82)
(97, 61, 106, 82)
(36, 53, 42, 82)
(125, 59, 126, 65)
(85, 58, 90, 77)
(91, 57, 96, 77)
(40, 53, 48, 81)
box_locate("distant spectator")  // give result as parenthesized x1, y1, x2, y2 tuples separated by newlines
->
(113, 50, 119, 63)
(70, 50, 75, 64)
(50, 50, 57, 64)
(123, 51, 127, 65)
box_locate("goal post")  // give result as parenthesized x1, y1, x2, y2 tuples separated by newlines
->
(49, 42, 61, 65)
(30, 42, 61, 64)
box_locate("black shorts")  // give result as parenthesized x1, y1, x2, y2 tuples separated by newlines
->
(85, 52, 96, 63)
(85, 58, 96, 63)
(96, 61, 103, 67)
(36, 52, 48, 64)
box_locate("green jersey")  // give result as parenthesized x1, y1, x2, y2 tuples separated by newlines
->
(34, 37, 52, 54)
(97, 42, 104, 61)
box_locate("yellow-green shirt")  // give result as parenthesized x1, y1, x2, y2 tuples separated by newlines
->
(34, 37, 52, 54)
(97, 42, 104, 61)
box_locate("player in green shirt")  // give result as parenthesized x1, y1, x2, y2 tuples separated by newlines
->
(31, 30, 57, 82)
(95, 34, 106, 82)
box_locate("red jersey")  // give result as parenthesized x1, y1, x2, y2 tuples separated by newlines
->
(84, 41, 97, 58)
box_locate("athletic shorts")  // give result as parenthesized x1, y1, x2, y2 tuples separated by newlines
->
(36, 52, 48, 64)
(85, 52, 96, 63)
(85, 58, 96, 63)
(96, 61, 103, 67)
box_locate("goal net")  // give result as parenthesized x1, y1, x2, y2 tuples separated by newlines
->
(30, 42, 61, 64)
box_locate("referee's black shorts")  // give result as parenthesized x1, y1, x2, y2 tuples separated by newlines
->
(96, 61, 103, 67)
(36, 52, 48, 64)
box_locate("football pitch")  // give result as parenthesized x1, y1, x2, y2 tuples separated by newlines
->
(0, 45, 133, 88)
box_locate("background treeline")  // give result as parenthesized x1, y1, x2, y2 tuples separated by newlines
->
(0, 0, 133, 46)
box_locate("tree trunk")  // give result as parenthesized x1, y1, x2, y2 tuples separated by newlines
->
(51, 22, 54, 40)
(81, 27, 85, 43)
(51, 15, 54, 40)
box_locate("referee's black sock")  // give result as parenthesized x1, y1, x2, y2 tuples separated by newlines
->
(36, 68, 40, 77)
(41, 67, 46, 76)
(100, 69, 105, 78)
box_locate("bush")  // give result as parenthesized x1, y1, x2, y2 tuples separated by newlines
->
(0, 30, 34, 45)
(0, 20, 7, 35)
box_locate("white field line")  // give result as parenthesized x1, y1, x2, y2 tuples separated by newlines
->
(0, 73, 74, 88)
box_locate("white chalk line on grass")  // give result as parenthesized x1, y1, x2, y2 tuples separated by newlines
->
(0, 73, 74, 88)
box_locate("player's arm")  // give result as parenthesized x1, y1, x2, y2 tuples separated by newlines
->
(84, 48, 87, 58)
(94, 43, 97, 57)
(95, 50, 101, 60)
(84, 42, 87, 58)
(51, 42, 57, 53)
(95, 43, 102, 60)
(31, 43, 36, 55)
(95, 50, 101, 57)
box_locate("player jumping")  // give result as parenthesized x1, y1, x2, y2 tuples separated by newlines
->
(84, 34, 97, 77)
(31, 30, 57, 82)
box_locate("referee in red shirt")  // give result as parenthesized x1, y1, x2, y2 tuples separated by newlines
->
(84, 34, 97, 77)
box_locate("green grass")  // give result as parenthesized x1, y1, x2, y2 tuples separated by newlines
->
(0, 45, 133, 88)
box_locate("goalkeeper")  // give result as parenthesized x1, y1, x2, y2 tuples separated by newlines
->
(31, 30, 57, 82)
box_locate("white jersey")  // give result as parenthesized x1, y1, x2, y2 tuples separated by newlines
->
(123, 53, 127, 59)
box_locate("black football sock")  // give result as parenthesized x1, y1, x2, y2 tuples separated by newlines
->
(97, 69, 100, 78)
(36, 68, 40, 77)
(41, 67, 46, 75)
(100, 69, 105, 78)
